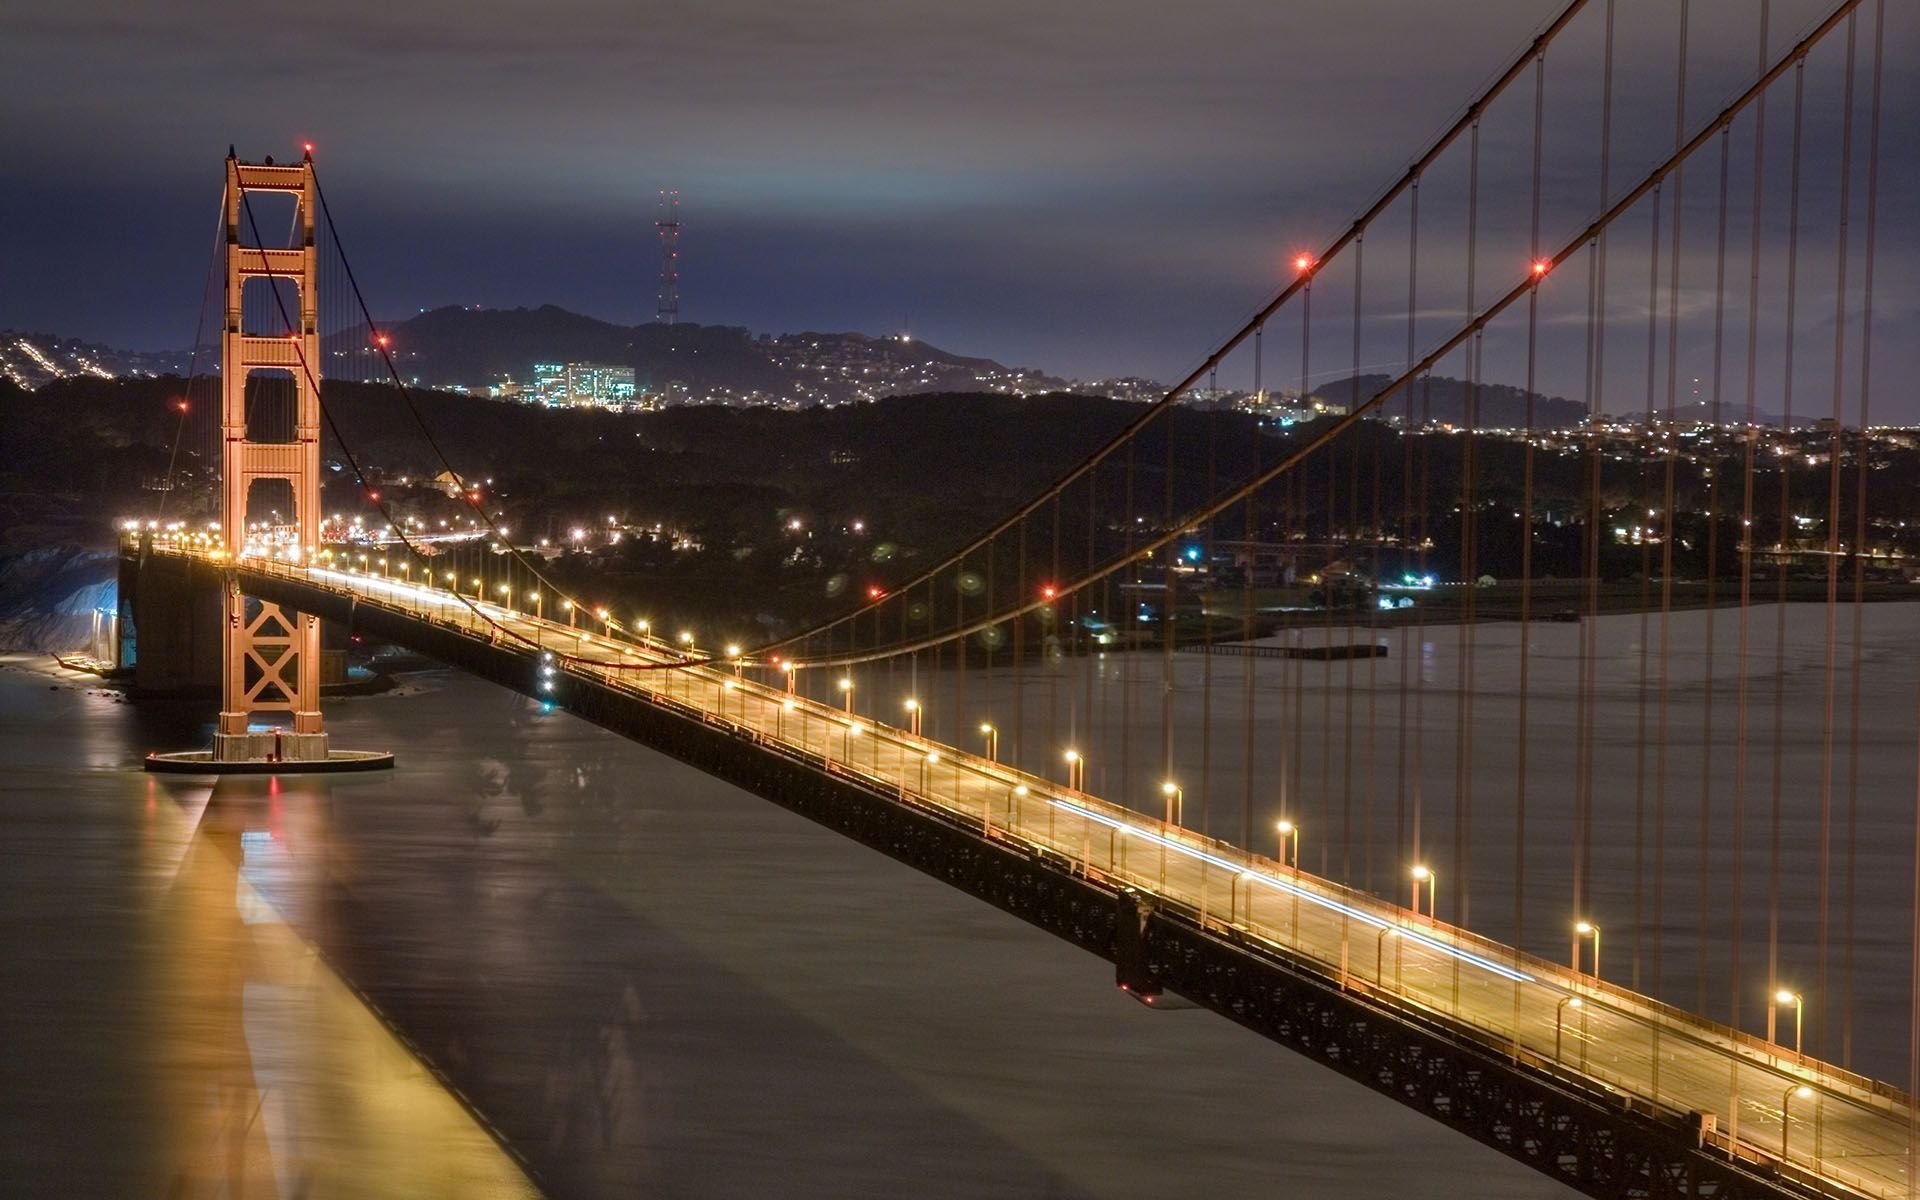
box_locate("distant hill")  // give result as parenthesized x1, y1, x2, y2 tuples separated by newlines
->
(1315, 373, 1588, 429)
(1, 330, 190, 389)
(326, 305, 1067, 406)
(1616, 399, 1800, 428)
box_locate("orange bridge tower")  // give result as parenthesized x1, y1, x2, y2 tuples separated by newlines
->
(213, 149, 327, 762)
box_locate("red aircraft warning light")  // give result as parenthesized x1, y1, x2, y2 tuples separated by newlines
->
(867, 585, 885, 600)
(1532, 258, 1552, 278)
(1293, 253, 1314, 272)
(1040, 584, 1057, 601)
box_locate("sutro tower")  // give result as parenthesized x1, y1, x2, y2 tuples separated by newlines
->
(654, 189, 680, 324)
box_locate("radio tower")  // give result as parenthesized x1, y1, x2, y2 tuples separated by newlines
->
(654, 190, 680, 324)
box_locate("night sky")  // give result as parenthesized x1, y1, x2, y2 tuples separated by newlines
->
(1, 0, 1913, 408)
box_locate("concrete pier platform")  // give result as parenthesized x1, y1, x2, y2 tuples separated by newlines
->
(144, 748, 395, 774)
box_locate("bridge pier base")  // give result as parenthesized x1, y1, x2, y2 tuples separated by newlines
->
(209, 728, 330, 763)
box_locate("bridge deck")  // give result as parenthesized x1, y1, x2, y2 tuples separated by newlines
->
(149, 549, 1916, 1199)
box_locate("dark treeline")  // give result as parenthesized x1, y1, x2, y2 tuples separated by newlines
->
(6, 374, 1914, 638)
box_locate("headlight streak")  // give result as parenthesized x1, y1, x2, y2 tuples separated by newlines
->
(1048, 796, 1533, 985)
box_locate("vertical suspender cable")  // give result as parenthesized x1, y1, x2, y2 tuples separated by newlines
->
(1701, 124, 1732, 1018)
(157, 202, 225, 520)
(1731, 3, 1770, 1111)
(1348, 235, 1365, 889)
(1577, 0, 1616, 961)
(1651, 1, 1690, 1096)
(1398, 178, 1420, 878)
(1848, 0, 1884, 1073)
(1815, 11, 1857, 1061)
(1455, 116, 1481, 944)
(1769, 58, 1807, 1041)
(1244, 328, 1260, 846)
(1633, 180, 1660, 994)
(1518, 48, 1544, 996)
(1298, 275, 1314, 871)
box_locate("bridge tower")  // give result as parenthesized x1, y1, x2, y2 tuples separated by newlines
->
(213, 149, 327, 762)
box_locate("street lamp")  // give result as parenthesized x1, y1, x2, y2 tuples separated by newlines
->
(838, 677, 855, 714)
(1770, 989, 1804, 1056)
(562, 598, 576, 626)
(1573, 921, 1601, 978)
(1160, 780, 1182, 826)
(1411, 865, 1436, 919)
(1554, 995, 1583, 1061)
(979, 722, 998, 762)
(1064, 749, 1084, 792)
(678, 630, 695, 653)
(726, 643, 743, 676)
(1375, 925, 1399, 985)
(919, 749, 939, 793)
(496, 582, 512, 611)
(1277, 820, 1300, 869)
(782, 661, 797, 692)
(1781, 1084, 1813, 1164)
(904, 697, 922, 737)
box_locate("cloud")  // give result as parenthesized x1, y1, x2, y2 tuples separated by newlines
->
(0, 0, 1913, 406)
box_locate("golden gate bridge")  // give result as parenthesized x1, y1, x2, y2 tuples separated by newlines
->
(122, 1, 1909, 1194)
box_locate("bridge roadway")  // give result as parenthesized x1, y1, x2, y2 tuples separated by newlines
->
(156, 548, 1915, 1199)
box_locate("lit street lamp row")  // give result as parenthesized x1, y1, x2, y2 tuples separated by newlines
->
(318, 555, 1834, 1072)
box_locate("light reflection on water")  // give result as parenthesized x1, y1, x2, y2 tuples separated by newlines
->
(42, 626, 1888, 1198)
(141, 773, 538, 1198)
